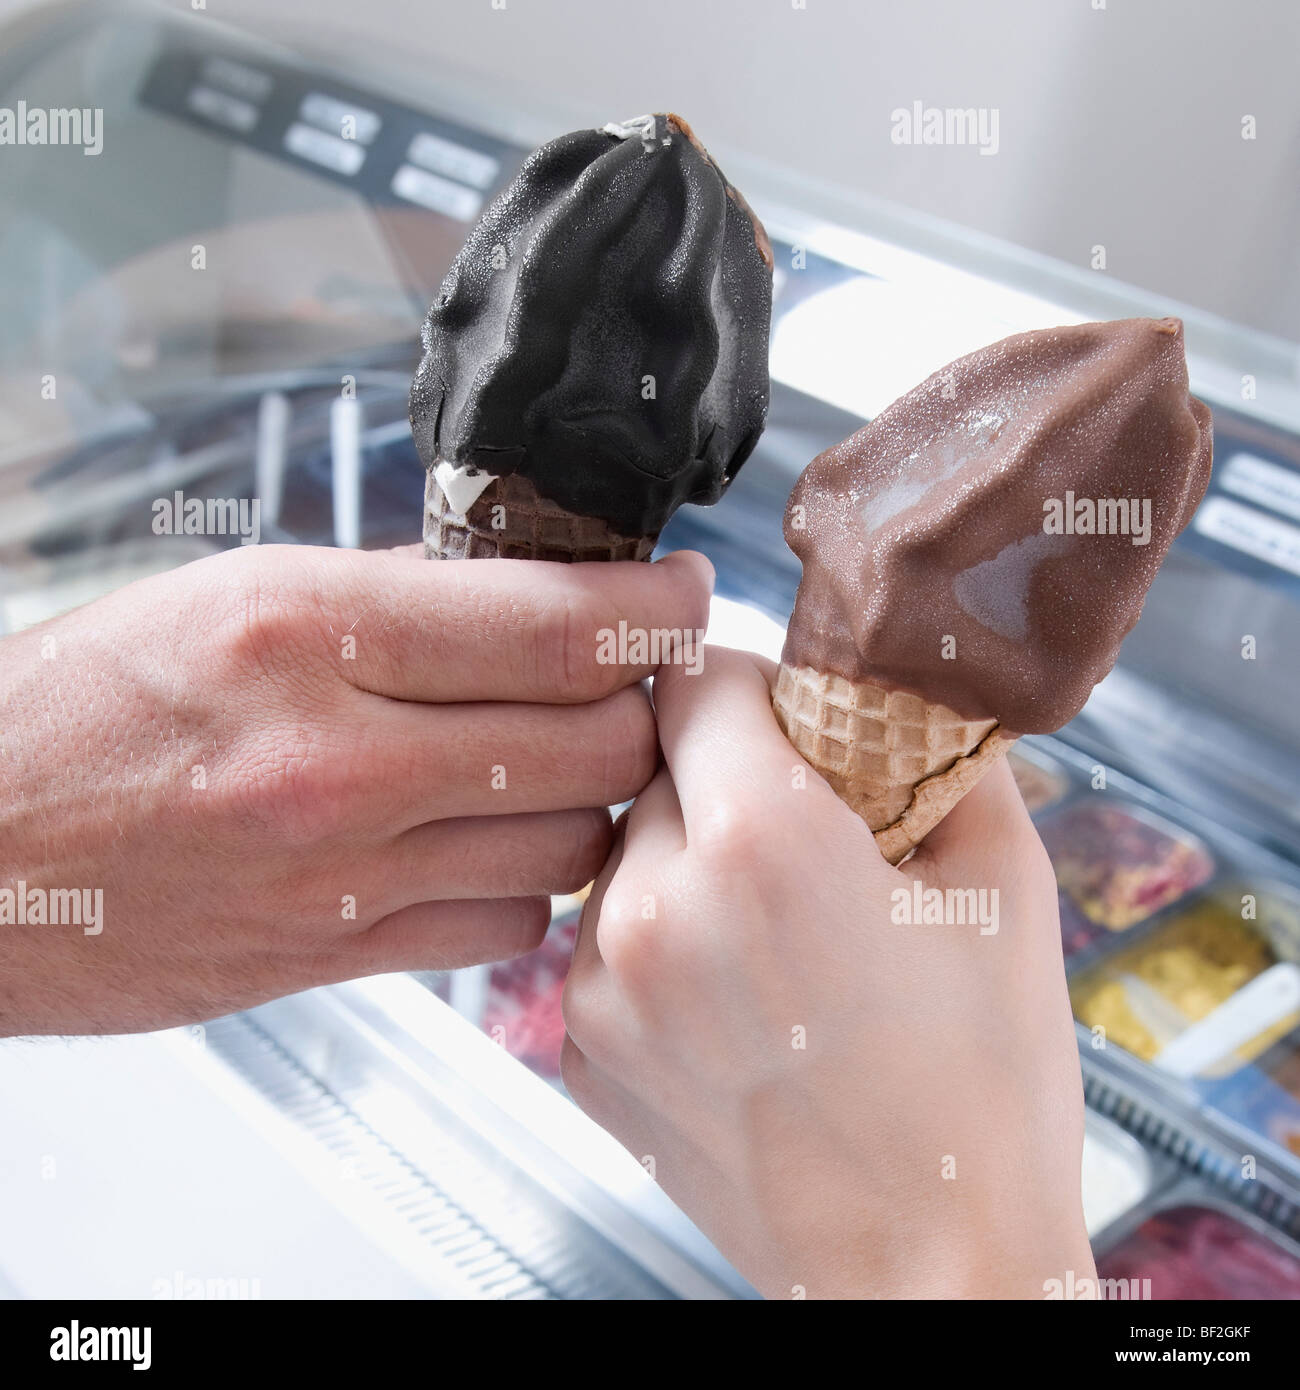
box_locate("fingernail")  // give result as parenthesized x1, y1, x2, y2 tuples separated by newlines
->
(657, 548, 716, 594)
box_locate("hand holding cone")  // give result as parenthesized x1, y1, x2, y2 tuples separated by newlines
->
(773, 665, 1014, 864)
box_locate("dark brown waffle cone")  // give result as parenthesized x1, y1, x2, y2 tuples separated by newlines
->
(424, 470, 657, 562)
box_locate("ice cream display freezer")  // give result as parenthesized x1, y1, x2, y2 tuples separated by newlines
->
(2, 0, 1300, 1298)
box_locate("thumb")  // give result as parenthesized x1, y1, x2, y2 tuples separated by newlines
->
(907, 753, 1047, 884)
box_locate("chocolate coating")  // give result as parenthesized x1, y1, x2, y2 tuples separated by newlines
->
(410, 113, 773, 538)
(782, 318, 1213, 734)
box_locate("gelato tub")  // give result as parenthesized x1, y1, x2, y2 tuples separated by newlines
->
(1262, 1039, 1300, 1158)
(1008, 747, 1068, 816)
(1070, 892, 1300, 1077)
(1039, 801, 1213, 932)
(1081, 1112, 1155, 1237)
(483, 916, 577, 1081)
(1060, 892, 1105, 960)
(1096, 1202, 1300, 1300)
(1222, 1030, 1300, 1161)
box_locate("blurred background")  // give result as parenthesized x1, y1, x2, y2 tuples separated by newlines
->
(1, 0, 1299, 1302)
(133, 0, 1300, 341)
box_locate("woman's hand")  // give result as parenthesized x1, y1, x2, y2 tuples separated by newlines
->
(561, 645, 1094, 1299)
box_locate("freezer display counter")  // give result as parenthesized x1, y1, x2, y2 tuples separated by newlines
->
(2, 0, 1300, 1298)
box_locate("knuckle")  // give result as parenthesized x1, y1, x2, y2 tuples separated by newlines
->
(215, 549, 309, 679)
(228, 726, 346, 842)
(595, 888, 660, 986)
(559, 972, 593, 1048)
(559, 1036, 596, 1108)
(558, 809, 613, 891)
(476, 898, 551, 965)
(592, 687, 658, 803)
(503, 898, 552, 958)
(538, 589, 622, 700)
(692, 797, 763, 869)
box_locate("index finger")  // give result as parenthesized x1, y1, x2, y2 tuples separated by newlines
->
(654, 644, 857, 842)
(325, 547, 714, 704)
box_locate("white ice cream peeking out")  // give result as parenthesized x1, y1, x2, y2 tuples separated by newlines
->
(433, 461, 498, 517)
(600, 115, 657, 142)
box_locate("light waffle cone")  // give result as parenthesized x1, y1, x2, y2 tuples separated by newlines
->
(424, 470, 656, 562)
(773, 663, 1014, 864)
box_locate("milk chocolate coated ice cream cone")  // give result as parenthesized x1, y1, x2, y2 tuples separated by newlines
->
(775, 318, 1213, 862)
(411, 112, 773, 561)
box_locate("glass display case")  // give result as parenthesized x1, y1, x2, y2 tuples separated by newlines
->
(2, 0, 1299, 1298)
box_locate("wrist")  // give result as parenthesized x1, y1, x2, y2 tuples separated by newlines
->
(763, 1215, 1095, 1301)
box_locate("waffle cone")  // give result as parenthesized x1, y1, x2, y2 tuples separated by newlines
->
(773, 663, 1014, 864)
(424, 471, 656, 562)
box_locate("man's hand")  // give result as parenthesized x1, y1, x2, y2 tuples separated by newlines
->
(561, 646, 1094, 1300)
(0, 543, 712, 1034)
